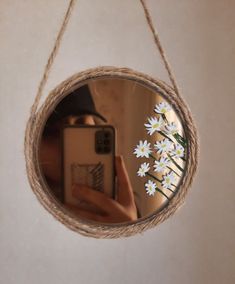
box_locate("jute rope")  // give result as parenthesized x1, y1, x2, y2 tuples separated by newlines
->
(140, 0, 181, 97)
(30, 0, 76, 115)
(24, 0, 199, 238)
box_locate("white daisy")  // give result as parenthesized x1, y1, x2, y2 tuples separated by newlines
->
(170, 144, 185, 159)
(153, 156, 171, 172)
(145, 180, 157, 196)
(162, 172, 176, 189)
(164, 122, 178, 135)
(154, 138, 173, 154)
(134, 140, 152, 158)
(154, 101, 171, 114)
(137, 162, 150, 177)
(144, 116, 164, 135)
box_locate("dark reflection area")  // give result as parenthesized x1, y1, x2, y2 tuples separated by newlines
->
(39, 79, 187, 224)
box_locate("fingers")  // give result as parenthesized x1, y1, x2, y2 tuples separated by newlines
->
(69, 181, 138, 223)
(115, 155, 135, 206)
(69, 158, 138, 223)
(72, 184, 124, 214)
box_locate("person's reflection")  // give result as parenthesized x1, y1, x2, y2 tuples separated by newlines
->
(40, 85, 138, 223)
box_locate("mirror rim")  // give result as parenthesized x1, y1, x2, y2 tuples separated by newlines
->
(24, 66, 199, 238)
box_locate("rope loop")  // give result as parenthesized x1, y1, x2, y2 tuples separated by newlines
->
(31, 0, 182, 113)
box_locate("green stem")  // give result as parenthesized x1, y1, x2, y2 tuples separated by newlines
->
(155, 188, 170, 200)
(150, 154, 157, 160)
(159, 131, 174, 143)
(147, 172, 161, 183)
(165, 187, 175, 193)
(174, 132, 186, 143)
(167, 166, 180, 177)
(150, 154, 181, 177)
(161, 114, 187, 148)
(167, 154, 184, 172)
(173, 133, 187, 148)
(147, 173, 175, 194)
(162, 113, 168, 123)
(180, 156, 186, 162)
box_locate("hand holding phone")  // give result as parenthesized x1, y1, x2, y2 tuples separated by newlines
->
(62, 125, 115, 205)
(67, 156, 138, 223)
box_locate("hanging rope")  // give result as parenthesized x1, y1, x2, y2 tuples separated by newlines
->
(140, 0, 181, 97)
(31, 0, 182, 114)
(31, 0, 76, 115)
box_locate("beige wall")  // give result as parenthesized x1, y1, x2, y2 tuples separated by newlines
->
(0, 1, 235, 284)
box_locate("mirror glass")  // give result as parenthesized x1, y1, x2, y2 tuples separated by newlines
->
(39, 78, 187, 224)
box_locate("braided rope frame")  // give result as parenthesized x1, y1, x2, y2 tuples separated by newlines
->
(24, 66, 199, 238)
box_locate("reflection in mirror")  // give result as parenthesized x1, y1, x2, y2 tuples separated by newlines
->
(39, 78, 187, 224)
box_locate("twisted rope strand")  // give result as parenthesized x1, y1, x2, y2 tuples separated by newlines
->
(31, 0, 76, 115)
(139, 0, 181, 97)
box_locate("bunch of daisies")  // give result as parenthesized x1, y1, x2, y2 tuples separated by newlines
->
(133, 101, 187, 198)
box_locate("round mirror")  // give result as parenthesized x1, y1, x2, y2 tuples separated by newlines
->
(38, 77, 188, 224)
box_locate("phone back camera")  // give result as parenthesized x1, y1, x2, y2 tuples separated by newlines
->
(95, 130, 112, 154)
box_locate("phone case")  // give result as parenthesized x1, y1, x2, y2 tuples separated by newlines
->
(62, 125, 115, 205)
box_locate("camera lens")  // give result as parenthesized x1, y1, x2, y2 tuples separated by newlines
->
(96, 146, 102, 153)
(104, 146, 110, 153)
(104, 132, 110, 138)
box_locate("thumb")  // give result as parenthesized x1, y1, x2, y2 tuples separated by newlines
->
(115, 155, 134, 206)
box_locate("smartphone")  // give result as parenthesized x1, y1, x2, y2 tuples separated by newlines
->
(62, 125, 115, 205)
